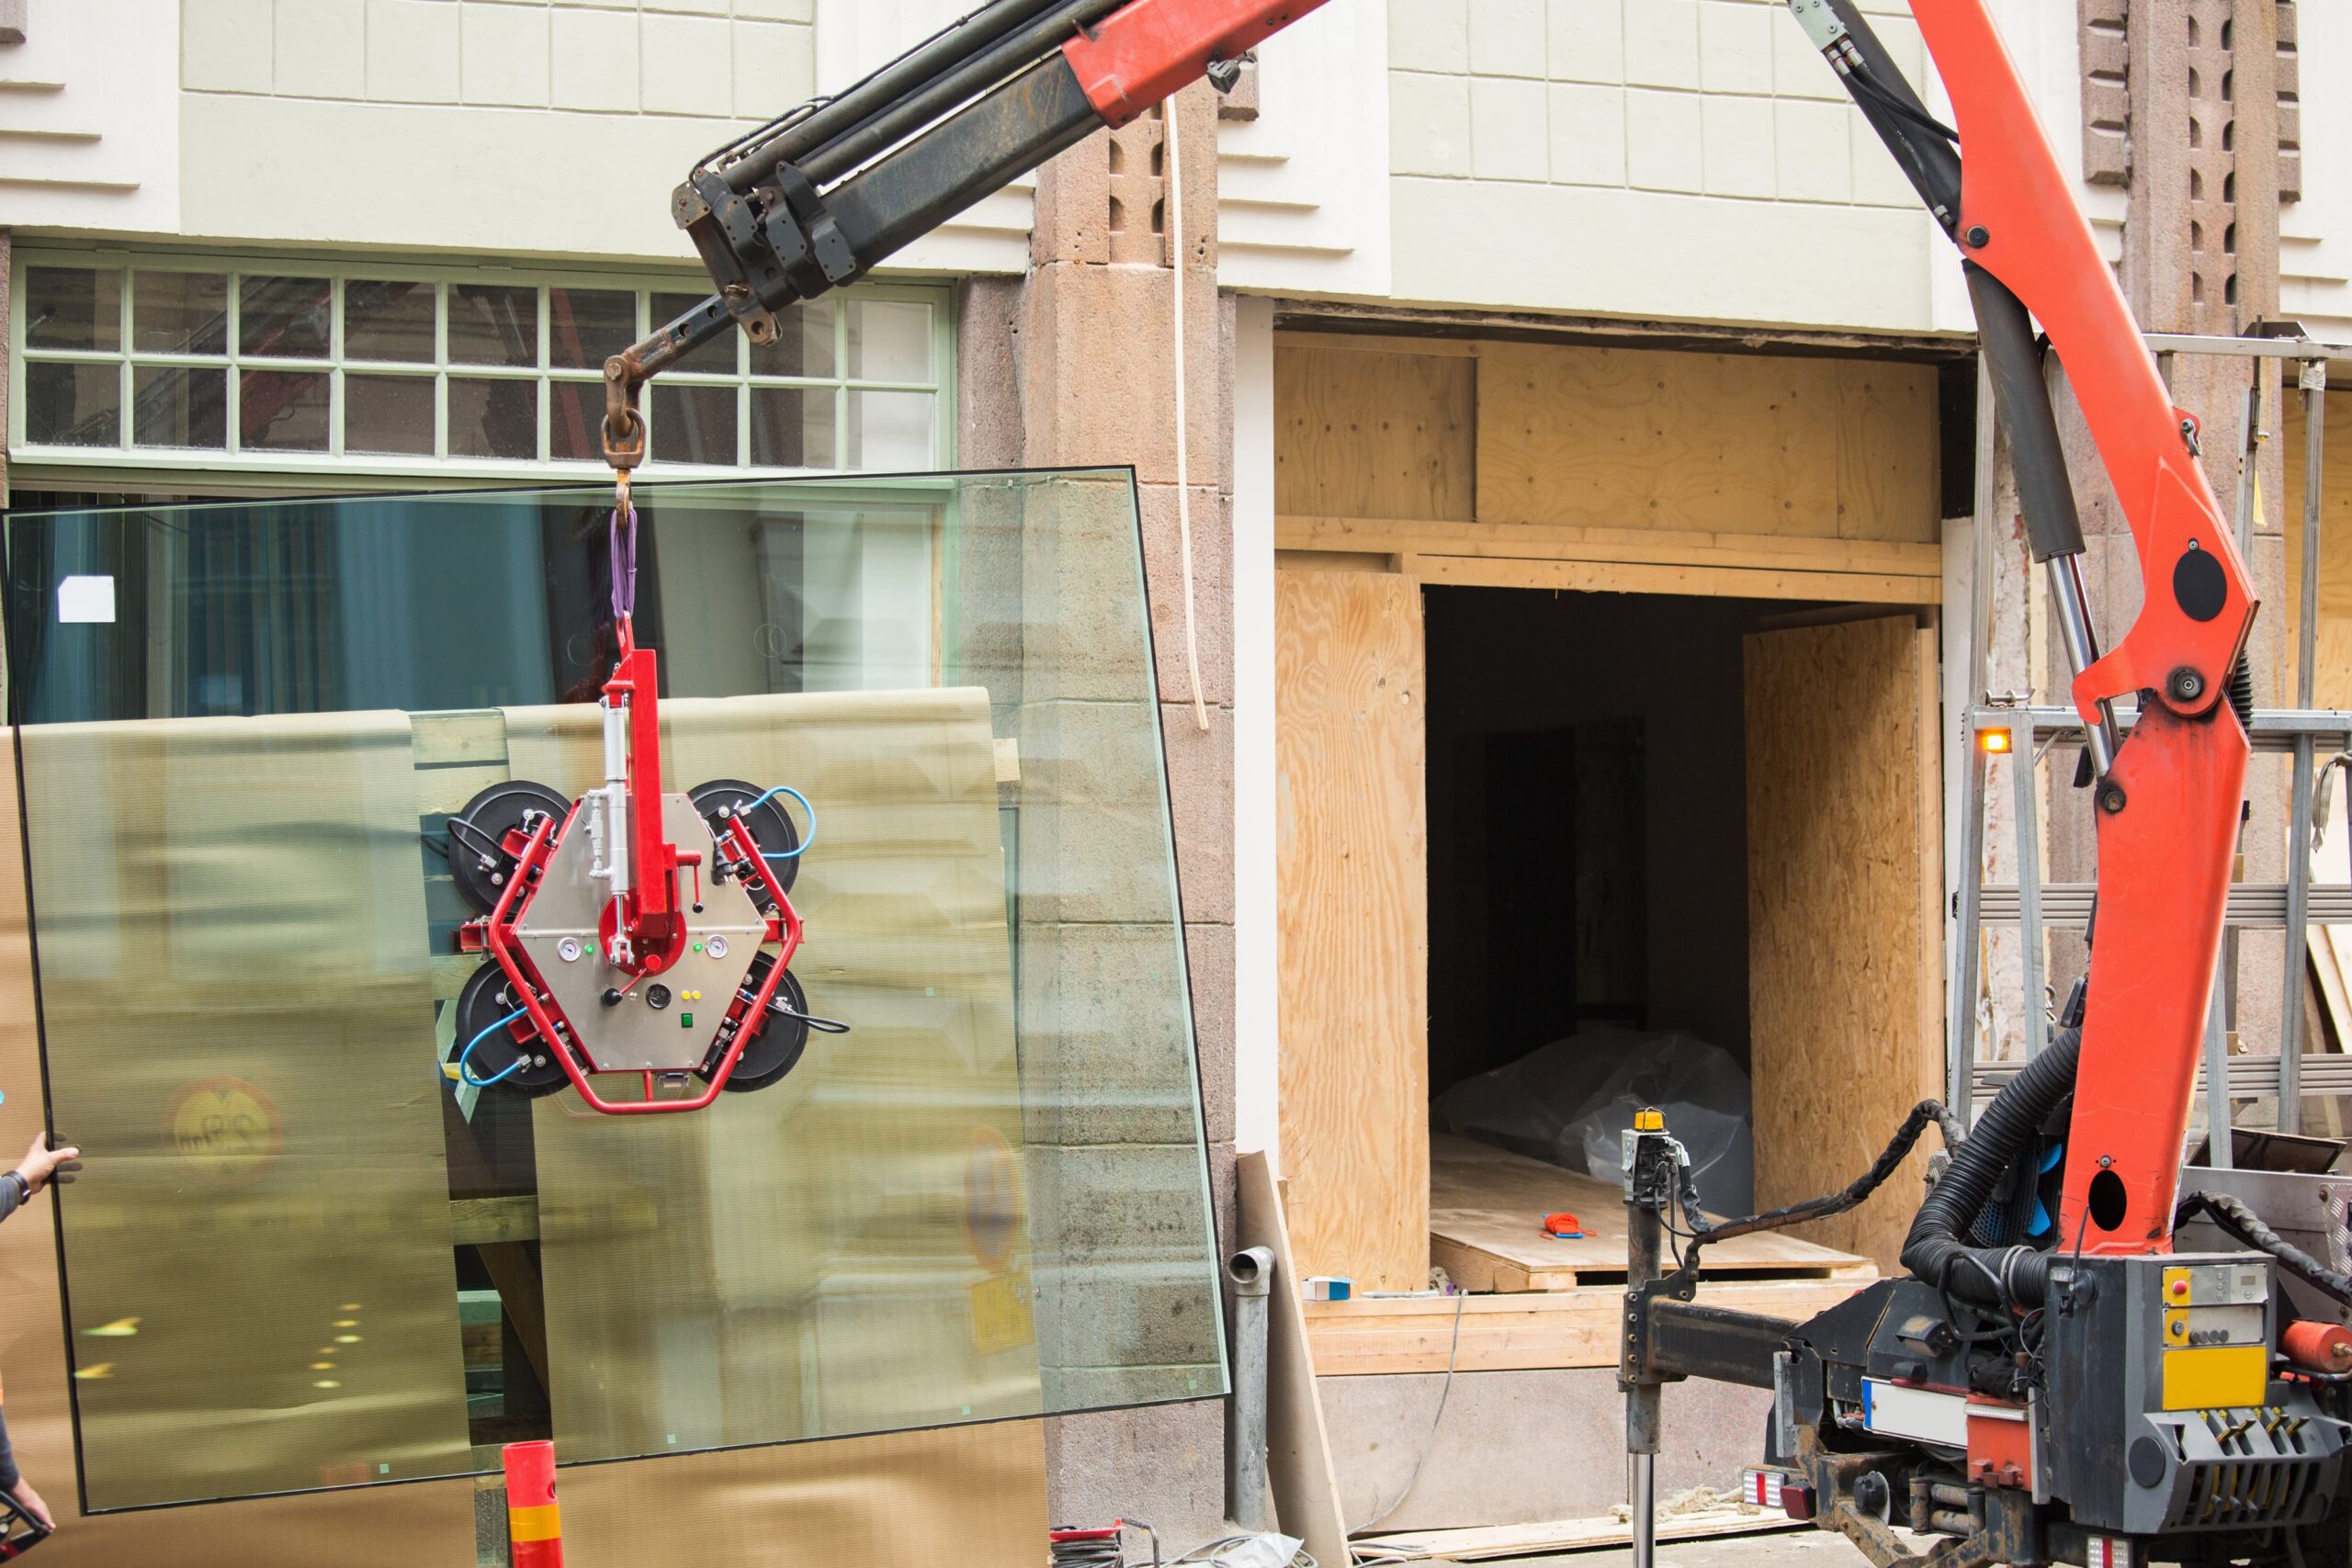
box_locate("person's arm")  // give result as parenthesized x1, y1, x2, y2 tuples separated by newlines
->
(0, 1134, 80, 1224)
(0, 1407, 52, 1534)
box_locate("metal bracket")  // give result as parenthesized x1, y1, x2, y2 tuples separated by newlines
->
(763, 162, 861, 300)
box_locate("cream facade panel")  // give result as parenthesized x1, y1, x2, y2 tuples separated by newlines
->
(1385, 0, 1969, 332)
(2282, 0, 2352, 345)
(1390, 175, 1935, 330)
(0, 0, 182, 232)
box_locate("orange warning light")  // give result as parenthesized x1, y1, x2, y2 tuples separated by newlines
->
(1980, 728, 2014, 755)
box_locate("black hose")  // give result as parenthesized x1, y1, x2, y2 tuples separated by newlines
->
(1901, 1025, 2081, 1307)
(1680, 1100, 1962, 1269)
(2177, 1190, 2352, 1310)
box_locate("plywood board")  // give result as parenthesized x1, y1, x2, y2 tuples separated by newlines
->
(1276, 341, 1476, 522)
(1304, 1277, 1869, 1376)
(1476, 343, 1939, 543)
(1277, 516, 1945, 579)
(1429, 1134, 1873, 1292)
(1358, 1506, 1798, 1561)
(2282, 389, 2352, 706)
(1745, 618, 1944, 1269)
(1276, 570, 1430, 1292)
(1408, 554, 1934, 604)
(1238, 1152, 1351, 1566)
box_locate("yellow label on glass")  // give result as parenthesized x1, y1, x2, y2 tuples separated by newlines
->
(970, 1270, 1035, 1357)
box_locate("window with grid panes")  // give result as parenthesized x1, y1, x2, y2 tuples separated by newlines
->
(9, 254, 951, 477)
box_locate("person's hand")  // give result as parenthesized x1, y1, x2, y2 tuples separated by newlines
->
(14, 1133, 80, 1197)
(8, 1476, 53, 1533)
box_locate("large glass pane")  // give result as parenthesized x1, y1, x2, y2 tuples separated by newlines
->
(548, 378, 605, 462)
(749, 385, 836, 468)
(3, 472, 1219, 1510)
(132, 365, 229, 449)
(748, 295, 837, 379)
(133, 271, 230, 355)
(345, 280, 436, 363)
(844, 298, 933, 383)
(347, 374, 436, 456)
(448, 377, 537, 459)
(845, 389, 934, 470)
(450, 285, 537, 368)
(241, 367, 331, 450)
(651, 382, 736, 466)
(25, 265, 121, 351)
(24, 361, 121, 446)
(240, 276, 333, 358)
(548, 288, 635, 371)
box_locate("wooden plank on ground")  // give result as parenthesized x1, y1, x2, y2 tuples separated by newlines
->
(1745, 619, 1942, 1270)
(1275, 570, 1430, 1292)
(1358, 1506, 1798, 1562)
(1429, 1134, 1871, 1291)
(1276, 342, 1475, 522)
(1238, 1152, 1350, 1567)
(1305, 1277, 1870, 1377)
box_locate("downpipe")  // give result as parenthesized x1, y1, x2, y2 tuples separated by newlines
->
(1227, 1246, 1274, 1531)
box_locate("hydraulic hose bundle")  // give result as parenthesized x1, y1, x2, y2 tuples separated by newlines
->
(1900, 1026, 2080, 1308)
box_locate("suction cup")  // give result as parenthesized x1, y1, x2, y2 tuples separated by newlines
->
(700, 953, 812, 1093)
(452, 961, 571, 1098)
(690, 777, 801, 900)
(444, 780, 571, 915)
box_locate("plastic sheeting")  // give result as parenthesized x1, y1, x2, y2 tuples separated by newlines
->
(1432, 1028, 1756, 1215)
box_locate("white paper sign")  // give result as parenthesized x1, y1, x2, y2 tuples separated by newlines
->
(57, 575, 116, 624)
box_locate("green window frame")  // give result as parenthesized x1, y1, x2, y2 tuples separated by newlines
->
(7, 247, 956, 488)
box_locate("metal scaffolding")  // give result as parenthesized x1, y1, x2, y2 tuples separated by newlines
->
(1950, 331, 2342, 1167)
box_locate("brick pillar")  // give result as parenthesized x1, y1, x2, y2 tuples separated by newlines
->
(1009, 81, 1239, 1540)
(2038, 2, 2292, 1103)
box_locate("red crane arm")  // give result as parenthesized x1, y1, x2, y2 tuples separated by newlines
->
(1914, 3, 2254, 1253)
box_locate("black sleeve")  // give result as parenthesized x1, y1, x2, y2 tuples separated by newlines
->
(0, 1174, 22, 1227)
(0, 1405, 23, 1492)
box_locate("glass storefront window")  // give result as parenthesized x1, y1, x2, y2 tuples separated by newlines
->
(9, 256, 951, 479)
(2, 471, 1221, 1511)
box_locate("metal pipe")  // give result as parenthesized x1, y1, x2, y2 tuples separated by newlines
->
(1631, 1453, 1657, 1568)
(1227, 1246, 1273, 1532)
(718, 0, 1082, 190)
(797, 0, 1121, 188)
(2047, 555, 2120, 774)
(2013, 734, 2045, 1055)
(2284, 367, 2329, 1131)
(1623, 1136, 1665, 1568)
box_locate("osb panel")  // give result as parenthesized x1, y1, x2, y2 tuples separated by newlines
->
(2281, 390, 2352, 705)
(1477, 344, 1939, 543)
(1275, 570, 1430, 1292)
(1745, 620, 1943, 1270)
(1275, 340, 1476, 523)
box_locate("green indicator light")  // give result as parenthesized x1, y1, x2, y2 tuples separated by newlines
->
(693, 942, 705, 953)
(681, 1012, 695, 1029)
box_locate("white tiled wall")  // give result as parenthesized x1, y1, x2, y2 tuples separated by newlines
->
(180, 0, 814, 120)
(1391, 0, 1926, 210)
(1384, 0, 1955, 333)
